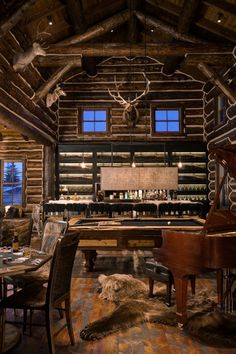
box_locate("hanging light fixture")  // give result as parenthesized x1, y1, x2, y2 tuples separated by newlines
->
(47, 15, 53, 26)
(178, 156, 183, 168)
(131, 154, 136, 168)
(217, 12, 223, 23)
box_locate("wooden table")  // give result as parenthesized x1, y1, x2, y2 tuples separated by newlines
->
(0, 250, 51, 353)
(69, 217, 205, 271)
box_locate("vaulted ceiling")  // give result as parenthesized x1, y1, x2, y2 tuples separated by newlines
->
(1, 0, 235, 82)
(0, 0, 235, 144)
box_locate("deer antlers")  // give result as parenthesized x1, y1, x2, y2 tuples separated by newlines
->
(108, 72, 150, 127)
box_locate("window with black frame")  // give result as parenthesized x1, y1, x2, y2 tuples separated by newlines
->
(80, 108, 108, 133)
(153, 107, 182, 134)
(1, 160, 24, 206)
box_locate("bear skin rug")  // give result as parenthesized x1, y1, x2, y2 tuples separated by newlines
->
(80, 274, 236, 347)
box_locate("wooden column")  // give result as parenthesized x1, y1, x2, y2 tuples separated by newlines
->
(44, 144, 56, 201)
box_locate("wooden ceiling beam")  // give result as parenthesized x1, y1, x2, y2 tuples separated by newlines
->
(135, 11, 204, 44)
(127, 0, 140, 44)
(196, 18, 236, 43)
(163, 0, 201, 76)
(0, 102, 55, 146)
(197, 62, 236, 103)
(0, 0, 37, 38)
(33, 55, 82, 67)
(47, 43, 233, 57)
(33, 63, 75, 103)
(55, 9, 131, 47)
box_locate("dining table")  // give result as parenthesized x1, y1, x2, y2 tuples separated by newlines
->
(0, 247, 52, 353)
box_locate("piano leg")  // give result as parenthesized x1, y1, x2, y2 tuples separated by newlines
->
(173, 275, 189, 326)
(217, 269, 223, 309)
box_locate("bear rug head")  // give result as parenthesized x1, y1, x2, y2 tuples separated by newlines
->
(80, 273, 236, 347)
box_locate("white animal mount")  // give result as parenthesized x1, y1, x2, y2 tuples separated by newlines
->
(13, 42, 46, 72)
(108, 72, 150, 128)
(46, 86, 66, 107)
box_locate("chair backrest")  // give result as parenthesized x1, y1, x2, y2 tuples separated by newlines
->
(46, 231, 80, 305)
(41, 220, 68, 255)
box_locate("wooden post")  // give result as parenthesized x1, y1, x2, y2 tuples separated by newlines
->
(44, 145, 56, 201)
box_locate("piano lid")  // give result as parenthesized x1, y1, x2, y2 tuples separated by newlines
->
(203, 145, 236, 234)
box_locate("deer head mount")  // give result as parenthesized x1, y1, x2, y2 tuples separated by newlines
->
(46, 85, 66, 107)
(108, 72, 150, 128)
(12, 19, 51, 72)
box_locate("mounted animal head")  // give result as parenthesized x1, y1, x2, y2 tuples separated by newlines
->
(13, 42, 46, 72)
(12, 18, 51, 72)
(108, 72, 150, 128)
(46, 86, 66, 108)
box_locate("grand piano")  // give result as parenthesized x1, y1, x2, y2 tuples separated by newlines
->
(154, 145, 236, 325)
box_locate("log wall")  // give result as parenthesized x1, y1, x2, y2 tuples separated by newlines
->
(58, 57, 204, 142)
(0, 127, 44, 211)
(203, 64, 236, 209)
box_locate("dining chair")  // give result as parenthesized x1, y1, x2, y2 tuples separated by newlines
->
(0, 230, 80, 354)
(3, 220, 68, 296)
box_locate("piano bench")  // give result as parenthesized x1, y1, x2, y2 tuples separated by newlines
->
(145, 261, 196, 307)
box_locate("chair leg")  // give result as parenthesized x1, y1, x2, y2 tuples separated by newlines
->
(65, 298, 75, 345)
(166, 282, 172, 307)
(45, 309, 55, 354)
(23, 309, 27, 334)
(0, 308, 5, 354)
(190, 275, 196, 295)
(148, 278, 154, 297)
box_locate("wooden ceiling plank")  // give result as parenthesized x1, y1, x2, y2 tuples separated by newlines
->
(0, 0, 37, 38)
(203, 0, 236, 16)
(55, 9, 131, 46)
(198, 62, 236, 103)
(196, 18, 236, 43)
(33, 63, 75, 102)
(163, 0, 202, 76)
(135, 10, 205, 44)
(64, 0, 87, 34)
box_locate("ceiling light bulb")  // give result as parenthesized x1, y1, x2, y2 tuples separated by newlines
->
(217, 13, 223, 23)
(47, 15, 53, 26)
(80, 161, 86, 168)
(131, 161, 136, 168)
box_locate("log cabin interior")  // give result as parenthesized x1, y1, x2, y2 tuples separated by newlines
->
(0, 0, 236, 353)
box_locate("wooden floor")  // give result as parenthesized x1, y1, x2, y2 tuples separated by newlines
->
(6, 250, 236, 354)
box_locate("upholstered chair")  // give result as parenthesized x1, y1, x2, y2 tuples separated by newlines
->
(0, 231, 80, 354)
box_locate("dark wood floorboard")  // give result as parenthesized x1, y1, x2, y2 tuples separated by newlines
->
(5, 250, 236, 354)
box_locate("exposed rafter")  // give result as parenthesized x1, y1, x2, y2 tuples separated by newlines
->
(0, 0, 37, 38)
(47, 43, 234, 57)
(135, 10, 205, 44)
(163, 0, 201, 76)
(56, 9, 131, 47)
(198, 62, 236, 103)
(32, 63, 76, 103)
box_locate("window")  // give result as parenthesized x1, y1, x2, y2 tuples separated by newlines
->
(153, 108, 181, 133)
(1, 161, 24, 206)
(81, 109, 108, 133)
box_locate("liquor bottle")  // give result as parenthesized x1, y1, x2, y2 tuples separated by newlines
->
(12, 231, 19, 252)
